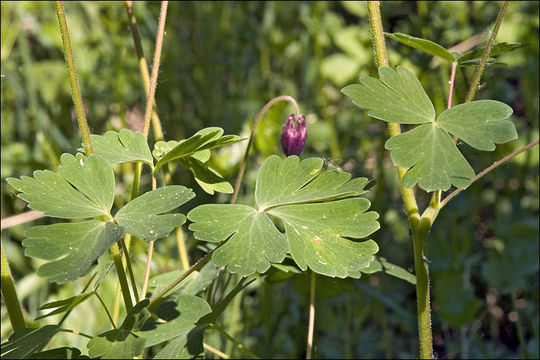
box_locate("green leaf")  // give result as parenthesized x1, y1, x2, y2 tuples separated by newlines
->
(341, 66, 435, 124)
(343, 66, 517, 191)
(360, 256, 416, 284)
(153, 127, 244, 173)
(6, 154, 114, 219)
(384, 32, 456, 63)
(88, 129, 153, 165)
(36, 292, 94, 320)
(188, 156, 380, 278)
(180, 157, 233, 194)
(140, 295, 211, 347)
(23, 221, 124, 283)
(87, 300, 149, 359)
(115, 185, 194, 241)
(385, 124, 475, 191)
(1, 325, 60, 359)
(32, 347, 89, 359)
(437, 100, 517, 151)
(154, 326, 206, 359)
(148, 262, 218, 297)
(457, 41, 527, 64)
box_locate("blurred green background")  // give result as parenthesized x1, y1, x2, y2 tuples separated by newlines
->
(1, 1, 538, 358)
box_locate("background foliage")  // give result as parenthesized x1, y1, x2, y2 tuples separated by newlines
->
(1, 1, 538, 358)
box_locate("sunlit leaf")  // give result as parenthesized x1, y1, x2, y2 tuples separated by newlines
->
(7, 154, 114, 219)
(88, 129, 153, 165)
(115, 185, 194, 242)
(180, 157, 233, 194)
(343, 66, 517, 191)
(384, 32, 456, 63)
(23, 221, 124, 283)
(188, 155, 379, 278)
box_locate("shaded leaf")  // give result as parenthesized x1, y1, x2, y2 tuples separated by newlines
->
(115, 185, 194, 242)
(36, 292, 94, 320)
(457, 41, 527, 64)
(88, 129, 153, 165)
(140, 295, 211, 347)
(341, 66, 435, 124)
(154, 326, 206, 359)
(384, 32, 456, 63)
(87, 300, 149, 359)
(1, 325, 59, 359)
(180, 157, 233, 194)
(6, 154, 114, 219)
(360, 256, 416, 284)
(188, 156, 379, 278)
(23, 221, 123, 283)
(32, 347, 89, 359)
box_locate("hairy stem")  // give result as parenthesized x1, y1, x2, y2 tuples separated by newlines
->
(231, 95, 300, 204)
(306, 271, 316, 359)
(124, 0, 164, 141)
(55, 1, 93, 155)
(465, 1, 510, 103)
(367, 2, 430, 358)
(1, 238, 26, 331)
(142, 1, 168, 137)
(440, 139, 539, 208)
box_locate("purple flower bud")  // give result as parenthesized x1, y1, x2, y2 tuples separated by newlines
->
(280, 114, 307, 156)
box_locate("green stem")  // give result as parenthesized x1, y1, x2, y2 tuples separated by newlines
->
(231, 95, 300, 204)
(176, 228, 190, 270)
(93, 291, 117, 329)
(465, 1, 510, 103)
(306, 271, 316, 359)
(55, 1, 93, 155)
(1, 238, 26, 331)
(440, 139, 539, 208)
(203, 342, 231, 359)
(119, 235, 139, 301)
(58, 272, 97, 327)
(110, 243, 134, 312)
(141, 1, 168, 138)
(367, 2, 430, 358)
(124, 0, 164, 141)
(210, 323, 260, 359)
(58, 328, 93, 340)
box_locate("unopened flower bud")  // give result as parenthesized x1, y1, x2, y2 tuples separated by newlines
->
(280, 114, 307, 156)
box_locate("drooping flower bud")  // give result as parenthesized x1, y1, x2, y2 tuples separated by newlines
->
(280, 114, 307, 156)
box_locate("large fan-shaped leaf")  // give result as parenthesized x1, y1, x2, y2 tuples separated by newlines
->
(188, 155, 380, 278)
(342, 66, 517, 191)
(23, 221, 124, 283)
(7, 154, 114, 219)
(88, 129, 153, 165)
(115, 186, 194, 242)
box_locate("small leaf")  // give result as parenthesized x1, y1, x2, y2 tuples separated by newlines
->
(7, 154, 114, 219)
(115, 186, 194, 241)
(180, 157, 233, 194)
(140, 295, 211, 347)
(342, 66, 435, 124)
(23, 221, 124, 283)
(189, 156, 380, 278)
(360, 256, 416, 284)
(87, 300, 149, 359)
(385, 124, 475, 191)
(384, 32, 456, 63)
(36, 292, 94, 320)
(437, 100, 516, 151)
(1, 325, 60, 359)
(89, 129, 153, 165)
(457, 41, 527, 64)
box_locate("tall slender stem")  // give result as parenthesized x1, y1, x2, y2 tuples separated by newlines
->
(93, 291, 117, 329)
(176, 228, 190, 270)
(465, 1, 510, 103)
(142, 1, 168, 137)
(210, 324, 260, 359)
(306, 271, 316, 359)
(110, 243, 134, 312)
(55, 1, 93, 155)
(231, 95, 299, 204)
(1, 239, 26, 331)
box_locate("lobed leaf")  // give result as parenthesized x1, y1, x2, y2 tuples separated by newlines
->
(188, 156, 380, 278)
(7, 154, 114, 219)
(115, 185, 194, 242)
(88, 129, 153, 165)
(342, 66, 435, 124)
(23, 221, 124, 283)
(1, 325, 60, 359)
